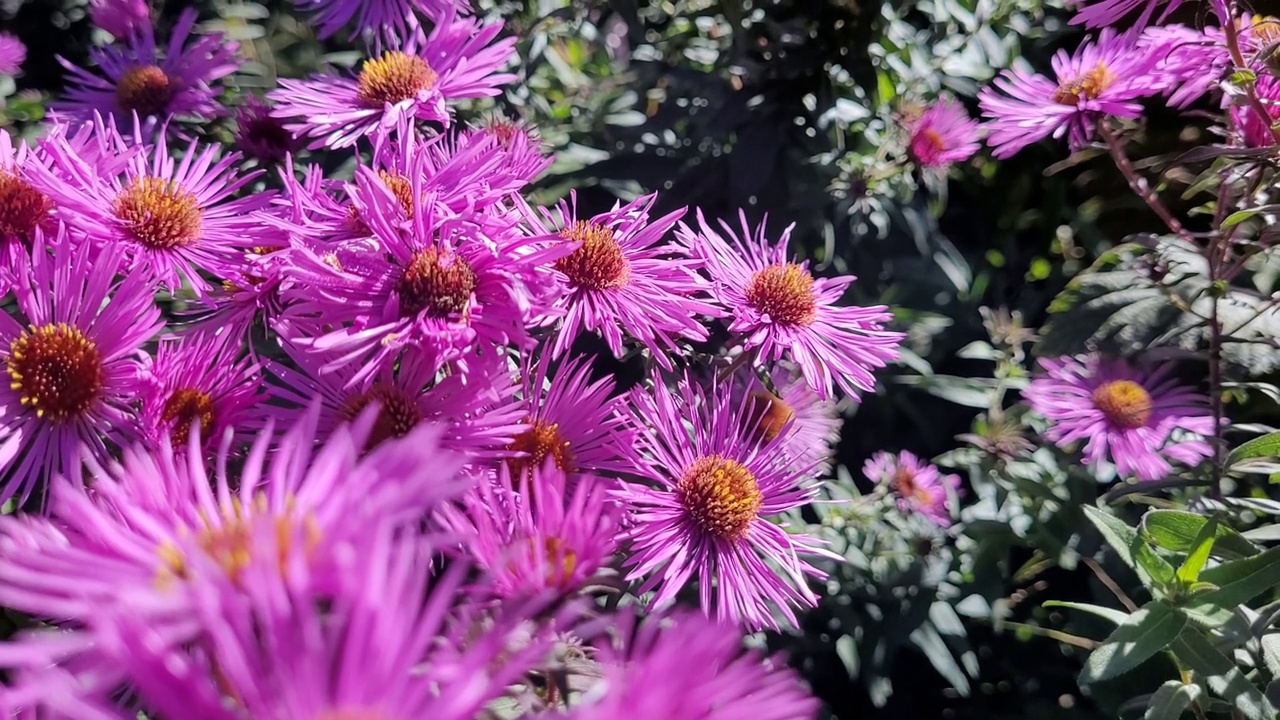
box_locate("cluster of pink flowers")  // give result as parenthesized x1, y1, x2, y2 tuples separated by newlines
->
(0, 2, 910, 718)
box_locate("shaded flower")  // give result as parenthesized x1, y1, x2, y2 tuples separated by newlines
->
(0, 33, 26, 76)
(614, 374, 833, 630)
(0, 234, 161, 504)
(57, 9, 238, 128)
(904, 96, 980, 167)
(680, 209, 902, 400)
(31, 127, 272, 295)
(732, 362, 841, 476)
(863, 450, 961, 527)
(1070, 0, 1194, 29)
(269, 15, 516, 149)
(979, 29, 1162, 158)
(527, 192, 720, 369)
(438, 463, 621, 598)
(233, 95, 298, 166)
(137, 328, 263, 453)
(559, 610, 820, 720)
(1024, 355, 1215, 481)
(88, 0, 152, 40)
(0, 129, 58, 284)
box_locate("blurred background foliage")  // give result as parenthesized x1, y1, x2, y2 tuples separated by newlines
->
(0, 0, 1208, 717)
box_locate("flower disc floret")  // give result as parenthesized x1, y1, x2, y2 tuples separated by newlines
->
(160, 388, 215, 448)
(113, 177, 204, 250)
(1090, 379, 1152, 430)
(396, 247, 477, 319)
(677, 455, 764, 542)
(745, 264, 818, 326)
(357, 52, 438, 107)
(7, 323, 103, 423)
(0, 171, 53, 239)
(114, 64, 175, 117)
(338, 384, 423, 450)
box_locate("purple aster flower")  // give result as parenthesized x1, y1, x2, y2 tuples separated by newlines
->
(0, 33, 26, 76)
(0, 130, 58, 284)
(233, 95, 298, 166)
(57, 9, 238, 128)
(269, 15, 516, 149)
(904, 96, 980, 168)
(277, 167, 551, 385)
(137, 329, 263, 453)
(863, 450, 961, 527)
(293, 0, 473, 41)
(524, 192, 721, 369)
(559, 610, 820, 720)
(1070, 0, 1193, 29)
(438, 463, 621, 598)
(732, 362, 841, 476)
(30, 126, 272, 295)
(265, 337, 526, 462)
(0, 234, 161, 504)
(1024, 355, 1215, 482)
(979, 29, 1163, 158)
(614, 373, 834, 630)
(1232, 71, 1280, 147)
(88, 0, 152, 40)
(680, 209, 903, 401)
(506, 353, 635, 479)
(1140, 24, 1227, 109)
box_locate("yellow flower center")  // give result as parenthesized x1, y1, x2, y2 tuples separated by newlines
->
(157, 496, 322, 585)
(113, 177, 203, 250)
(7, 324, 103, 423)
(507, 419, 575, 477)
(115, 64, 175, 117)
(555, 220, 630, 290)
(1051, 62, 1115, 106)
(677, 455, 763, 541)
(745, 263, 818, 326)
(356, 52, 438, 107)
(1091, 379, 1153, 430)
(161, 387, 216, 448)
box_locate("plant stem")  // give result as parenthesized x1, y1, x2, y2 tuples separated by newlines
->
(1222, 4, 1280, 144)
(1098, 123, 1195, 244)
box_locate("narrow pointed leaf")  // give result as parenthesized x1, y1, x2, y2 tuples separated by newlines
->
(1080, 602, 1186, 685)
(1176, 520, 1217, 584)
(1144, 680, 1202, 720)
(1171, 629, 1275, 720)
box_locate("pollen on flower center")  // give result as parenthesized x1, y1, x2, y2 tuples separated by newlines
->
(507, 419, 575, 476)
(892, 467, 932, 505)
(1051, 62, 1115, 106)
(555, 220, 630, 290)
(356, 52, 438, 108)
(158, 496, 322, 584)
(338, 384, 422, 450)
(7, 323, 103, 424)
(745, 263, 818, 326)
(379, 171, 415, 218)
(0, 171, 53, 240)
(745, 390, 795, 443)
(161, 387, 215, 448)
(115, 64, 175, 117)
(677, 455, 763, 541)
(1091, 379, 1152, 429)
(396, 247, 477, 319)
(114, 177, 203, 250)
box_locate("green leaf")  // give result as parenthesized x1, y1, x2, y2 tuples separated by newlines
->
(1143, 510, 1258, 560)
(1223, 209, 1262, 228)
(1043, 601, 1130, 626)
(1176, 520, 1218, 584)
(1144, 680, 1202, 720)
(1135, 540, 1178, 591)
(1081, 602, 1186, 685)
(1084, 505, 1143, 574)
(1230, 432, 1280, 467)
(1197, 547, 1280, 608)
(1171, 629, 1276, 720)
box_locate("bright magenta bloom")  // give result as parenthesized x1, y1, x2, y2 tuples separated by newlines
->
(680, 209, 902, 400)
(979, 29, 1162, 158)
(1139, 24, 1226, 109)
(1232, 74, 1280, 147)
(57, 9, 238, 127)
(31, 127, 272, 296)
(905, 96, 980, 167)
(88, 0, 152, 39)
(863, 450, 961, 527)
(560, 610, 821, 720)
(1024, 355, 1215, 482)
(0, 129, 59, 284)
(438, 463, 621, 598)
(293, 0, 473, 40)
(0, 33, 26, 75)
(269, 16, 516, 149)
(0, 236, 161, 504)
(614, 373, 834, 630)
(732, 363, 841, 476)
(137, 329, 264, 453)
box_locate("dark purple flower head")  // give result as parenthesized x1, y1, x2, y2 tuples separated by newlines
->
(233, 95, 299, 166)
(57, 9, 239, 129)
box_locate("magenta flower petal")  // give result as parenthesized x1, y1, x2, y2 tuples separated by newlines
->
(863, 450, 961, 527)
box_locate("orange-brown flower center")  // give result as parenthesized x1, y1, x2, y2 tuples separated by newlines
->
(745, 390, 795, 443)
(1051, 62, 1115, 106)
(338, 384, 422, 451)
(0, 170, 53, 240)
(379, 171, 415, 217)
(115, 64, 175, 117)
(893, 467, 933, 505)
(161, 387, 215, 449)
(396, 247, 477, 319)
(7, 323, 103, 423)
(555, 220, 630, 291)
(356, 52, 438, 108)
(1091, 379, 1152, 430)
(677, 455, 763, 541)
(745, 263, 818, 326)
(507, 419, 575, 476)
(114, 177, 203, 250)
